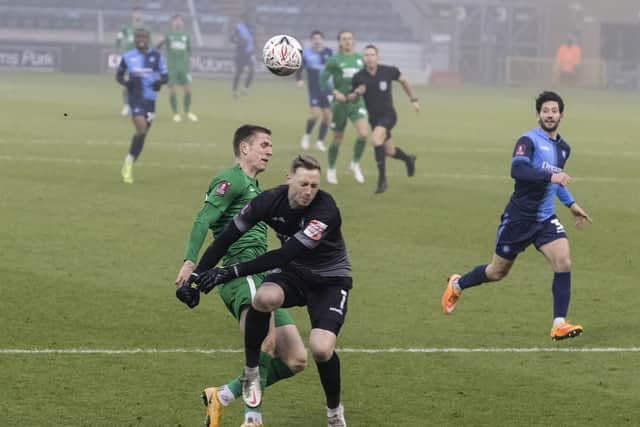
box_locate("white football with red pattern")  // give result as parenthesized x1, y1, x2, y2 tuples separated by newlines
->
(262, 34, 303, 76)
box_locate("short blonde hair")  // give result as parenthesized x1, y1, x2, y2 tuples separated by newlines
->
(290, 154, 321, 173)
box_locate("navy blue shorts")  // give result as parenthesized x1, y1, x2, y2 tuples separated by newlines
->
(129, 98, 156, 122)
(495, 214, 567, 260)
(308, 91, 331, 108)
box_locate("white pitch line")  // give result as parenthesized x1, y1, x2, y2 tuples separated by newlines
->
(1, 347, 640, 355)
(1, 155, 638, 183)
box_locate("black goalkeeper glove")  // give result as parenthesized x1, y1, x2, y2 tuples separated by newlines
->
(196, 265, 240, 294)
(151, 80, 163, 91)
(175, 273, 200, 308)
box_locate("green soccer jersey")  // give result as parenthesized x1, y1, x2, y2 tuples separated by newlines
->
(184, 164, 267, 265)
(320, 50, 364, 96)
(116, 24, 151, 52)
(163, 31, 191, 71)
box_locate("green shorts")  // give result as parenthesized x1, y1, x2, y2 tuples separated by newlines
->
(168, 69, 192, 86)
(217, 272, 295, 327)
(330, 100, 368, 132)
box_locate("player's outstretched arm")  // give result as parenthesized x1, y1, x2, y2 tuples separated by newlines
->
(398, 74, 420, 112)
(197, 237, 311, 293)
(194, 220, 245, 274)
(568, 202, 592, 229)
(176, 204, 225, 286)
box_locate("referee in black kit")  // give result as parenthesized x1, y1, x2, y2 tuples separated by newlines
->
(349, 44, 420, 194)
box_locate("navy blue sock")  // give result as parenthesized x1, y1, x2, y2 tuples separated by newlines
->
(305, 118, 316, 134)
(552, 272, 571, 318)
(458, 264, 489, 290)
(318, 121, 329, 141)
(129, 133, 146, 160)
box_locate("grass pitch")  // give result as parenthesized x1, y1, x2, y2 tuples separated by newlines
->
(1, 73, 639, 426)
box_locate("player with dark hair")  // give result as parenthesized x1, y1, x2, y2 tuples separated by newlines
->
(442, 91, 592, 340)
(176, 125, 307, 427)
(115, 7, 148, 116)
(320, 30, 368, 185)
(349, 44, 419, 194)
(156, 14, 198, 123)
(296, 30, 333, 152)
(231, 13, 255, 100)
(181, 154, 351, 427)
(116, 28, 167, 184)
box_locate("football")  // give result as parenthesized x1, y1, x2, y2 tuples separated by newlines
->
(262, 34, 303, 76)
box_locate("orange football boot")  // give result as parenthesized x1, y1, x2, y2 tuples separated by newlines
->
(441, 274, 462, 314)
(201, 387, 224, 427)
(550, 320, 583, 340)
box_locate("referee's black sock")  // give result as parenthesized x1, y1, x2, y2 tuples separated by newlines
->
(374, 145, 386, 181)
(244, 306, 271, 368)
(316, 352, 341, 410)
(392, 146, 410, 162)
(129, 133, 146, 160)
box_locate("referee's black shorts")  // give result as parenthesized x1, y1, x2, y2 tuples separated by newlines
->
(368, 108, 397, 140)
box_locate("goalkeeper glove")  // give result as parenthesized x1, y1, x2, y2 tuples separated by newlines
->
(196, 265, 240, 294)
(175, 273, 200, 308)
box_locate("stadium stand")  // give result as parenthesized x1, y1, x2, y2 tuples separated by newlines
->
(0, 0, 415, 45)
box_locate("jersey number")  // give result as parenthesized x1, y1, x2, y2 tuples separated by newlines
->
(550, 218, 565, 234)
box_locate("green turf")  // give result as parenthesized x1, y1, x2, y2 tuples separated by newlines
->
(1, 73, 639, 426)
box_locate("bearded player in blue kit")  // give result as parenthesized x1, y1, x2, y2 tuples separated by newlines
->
(442, 91, 592, 340)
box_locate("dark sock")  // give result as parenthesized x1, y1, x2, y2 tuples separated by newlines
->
(316, 352, 341, 409)
(374, 145, 386, 181)
(552, 272, 571, 318)
(232, 68, 242, 92)
(318, 121, 329, 142)
(129, 133, 146, 160)
(328, 143, 339, 168)
(183, 92, 191, 113)
(392, 146, 410, 162)
(169, 94, 177, 113)
(458, 264, 489, 290)
(305, 118, 317, 134)
(245, 65, 254, 89)
(244, 307, 271, 368)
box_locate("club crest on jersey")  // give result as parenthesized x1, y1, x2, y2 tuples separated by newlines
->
(379, 81, 388, 91)
(303, 219, 328, 241)
(215, 181, 231, 196)
(515, 144, 525, 156)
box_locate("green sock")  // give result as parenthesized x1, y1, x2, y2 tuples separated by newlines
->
(353, 137, 367, 163)
(265, 356, 295, 387)
(184, 92, 191, 113)
(227, 377, 242, 399)
(328, 142, 340, 169)
(169, 94, 178, 113)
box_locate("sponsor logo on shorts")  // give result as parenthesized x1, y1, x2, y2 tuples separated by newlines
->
(379, 81, 388, 91)
(215, 180, 231, 196)
(303, 219, 328, 241)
